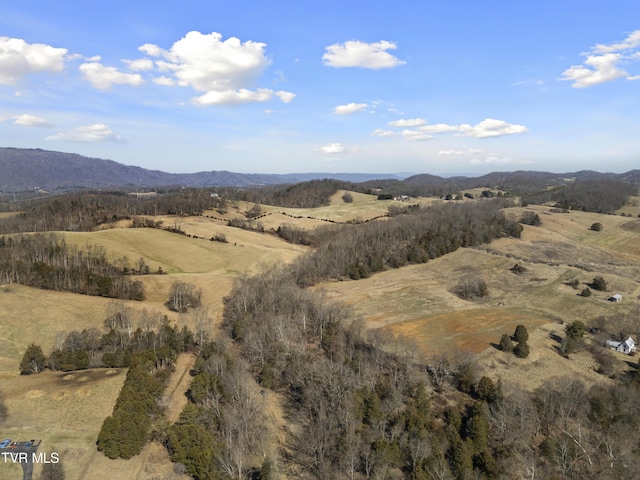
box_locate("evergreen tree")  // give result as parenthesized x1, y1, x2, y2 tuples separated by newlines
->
(514, 341, 530, 358)
(499, 333, 514, 352)
(20, 343, 46, 374)
(513, 325, 529, 344)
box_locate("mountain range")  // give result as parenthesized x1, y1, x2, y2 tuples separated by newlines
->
(0, 148, 403, 192)
(1, 147, 639, 192)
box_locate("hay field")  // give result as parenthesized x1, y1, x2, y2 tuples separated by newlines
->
(317, 204, 640, 391)
(2, 196, 640, 477)
(0, 368, 126, 480)
(1, 213, 312, 479)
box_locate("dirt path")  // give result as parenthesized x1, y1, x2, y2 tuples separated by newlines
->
(163, 353, 197, 423)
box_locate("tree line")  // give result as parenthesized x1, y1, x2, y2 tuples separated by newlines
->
(522, 180, 637, 214)
(0, 233, 146, 299)
(0, 189, 223, 234)
(289, 199, 522, 285)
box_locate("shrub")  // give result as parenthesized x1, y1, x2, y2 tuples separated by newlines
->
(514, 341, 530, 358)
(520, 211, 541, 226)
(476, 376, 500, 403)
(211, 233, 228, 243)
(513, 325, 529, 344)
(499, 333, 514, 353)
(581, 287, 592, 297)
(510, 263, 527, 274)
(567, 278, 580, 289)
(341, 192, 354, 203)
(453, 277, 488, 300)
(590, 276, 607, 291)
(590, 222, 603, 231)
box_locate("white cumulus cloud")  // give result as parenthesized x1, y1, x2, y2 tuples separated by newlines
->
(46, 123, 125, 143)
(388, 118, 426, 127)
(79, 62, 144, 90)
(317, 143, 346, 154)
(139, 31, 294, 106)
(384, 118, 527, 139)
(0, 37, 67, 85)
(12, 114, 53, 128)
(420, 123, 461, 134)
(323, 40, 405, 69)
(458, 118, 528, 138)
(124, 58, 154, 71)
(561, 30, 640, 88)
(334, 102, 368, 115)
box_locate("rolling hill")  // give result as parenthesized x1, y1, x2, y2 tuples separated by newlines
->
(0, 147, 401, 191)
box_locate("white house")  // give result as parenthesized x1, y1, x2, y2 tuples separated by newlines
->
(606, 337, 636, 355)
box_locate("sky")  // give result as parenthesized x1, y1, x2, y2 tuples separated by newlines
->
(1, 1, 639, 176)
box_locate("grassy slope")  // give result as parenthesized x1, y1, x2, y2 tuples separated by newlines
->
(0, 216, 309, 480)
(317, 204, 640, 389)
(2, 197, 639, 478)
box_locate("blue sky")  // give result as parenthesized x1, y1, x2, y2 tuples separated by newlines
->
(1, 1, 639, 175)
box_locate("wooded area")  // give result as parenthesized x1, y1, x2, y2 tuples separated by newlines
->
(0, 233, 146, 299)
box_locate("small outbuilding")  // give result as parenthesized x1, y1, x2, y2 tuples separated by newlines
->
(609, 294, 623, 302)
(606, 337, 636, 355)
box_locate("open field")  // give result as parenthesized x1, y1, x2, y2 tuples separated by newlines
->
(1, 215, 312, 479)
(2, 195, 640, 477)
(318, 204, 640, 390)
(258, 193, 441, 225)
(615, 194, 640, 217)
(0, 368, 126, 480)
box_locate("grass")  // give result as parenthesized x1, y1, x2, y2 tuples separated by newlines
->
(0, 368, 126, 480)
(317, 204, 640, 390)
(3, 197, 640, 476)
(386, 307, 550, 355)
(1, 214, 312, 479)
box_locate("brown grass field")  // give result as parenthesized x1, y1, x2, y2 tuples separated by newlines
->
(2, 198, 640, 478)
(318, 203, 640, 390)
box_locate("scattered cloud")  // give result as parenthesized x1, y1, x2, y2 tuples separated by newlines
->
(561, 30, 640, 88)
(371, 128, 396, 137)
(46, 123, 125, 143)
(0, 36, 67, 85)
(138, 31, 294, 105)
(323, 40, 405, 69)
(560, 53, 628, 88)
(593, 30, 640, 54)
(438, 149, 482, 156)
(79, 62, 144, 90)
(12, 114, 53, 128)
(401, 129, 432, 141)
(420, 123, 461, 134)
(469, 155, 537, 166)
(458, 118, 528, 138)
(317, 142, 346, 154)
(470, 155, 513, 165)
(384, 118, 527, 139)
(334, 102, 368, 115)
(124, 58, 154, 71)
(388, 118, 426, 127)
(274, 91, 296, 103)
(152, 76, 176, 86)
